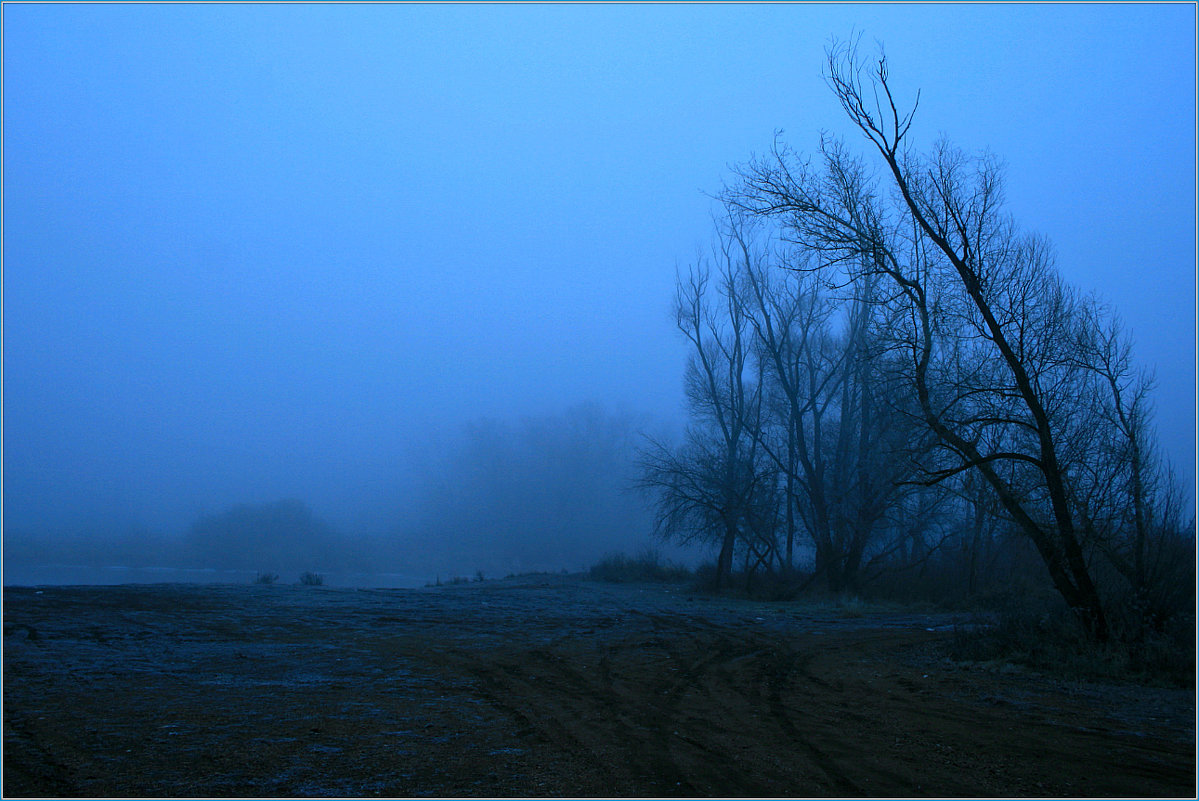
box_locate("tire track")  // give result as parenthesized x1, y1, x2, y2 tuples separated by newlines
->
(760, 641, 865, 796)
(456, 615, 787, 796)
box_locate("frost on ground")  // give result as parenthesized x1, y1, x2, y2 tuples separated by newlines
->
(3, 575, 1194, 797)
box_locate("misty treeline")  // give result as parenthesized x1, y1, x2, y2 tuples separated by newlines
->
(3, 500, 356, 576)
(638, 40, 1194, 643)
(5, 404, 656, 580)
(185, 406, 655, 579)
(402, 403, 657, 576)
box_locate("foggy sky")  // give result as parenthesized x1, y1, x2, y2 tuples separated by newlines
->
(4, 4, 1195, 541)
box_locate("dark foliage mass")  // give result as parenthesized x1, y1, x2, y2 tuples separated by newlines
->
(185, 500, 343, 573)
(639, 37, 1194, 652)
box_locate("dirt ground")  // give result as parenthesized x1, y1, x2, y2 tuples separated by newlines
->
(3, 574, 1194, 798)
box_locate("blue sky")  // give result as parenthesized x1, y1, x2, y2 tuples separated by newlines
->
(4, 3, 1195, 536)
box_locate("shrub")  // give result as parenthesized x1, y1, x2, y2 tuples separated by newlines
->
(689, 561, 722, 592)
(947, 603, 1195, 688)
(253, 572, 279, 585)
(589, 549, 692, 584)
(299, 571, 324, 586)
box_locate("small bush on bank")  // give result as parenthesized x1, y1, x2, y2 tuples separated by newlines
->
(299, 571, 324, 586)
(430, 575, 471, 587)
(589, 550, 692, 584)
(253, 572, 279, 585)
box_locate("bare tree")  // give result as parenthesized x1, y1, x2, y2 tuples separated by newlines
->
(724, 37, 1135, 639)
(672, 209, 929, 594)
(1070, 300, 1196, 630)
(731, 228, 908, 590)
(638, 247, 773, 589)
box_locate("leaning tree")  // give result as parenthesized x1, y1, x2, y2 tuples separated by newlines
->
(722, 37, 1167, 640)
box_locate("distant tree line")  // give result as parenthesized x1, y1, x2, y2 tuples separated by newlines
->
(407, 403, 658, 577)
(2, 499, 356, 577)
(6, 405, 661, 583)
(639, 39, 1194, 643)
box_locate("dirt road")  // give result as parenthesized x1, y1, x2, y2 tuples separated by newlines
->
(4, 575, 1194, 797)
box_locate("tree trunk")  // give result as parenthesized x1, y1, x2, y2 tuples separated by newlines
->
(717, 518, 738, 590)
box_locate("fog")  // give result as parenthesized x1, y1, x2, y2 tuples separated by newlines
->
(4, 4, 1194, 584)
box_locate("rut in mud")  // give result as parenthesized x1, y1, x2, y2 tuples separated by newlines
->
(3, 575, 1194, 797)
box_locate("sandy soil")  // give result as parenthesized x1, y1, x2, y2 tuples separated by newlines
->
(3, 575, 1194, 797)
